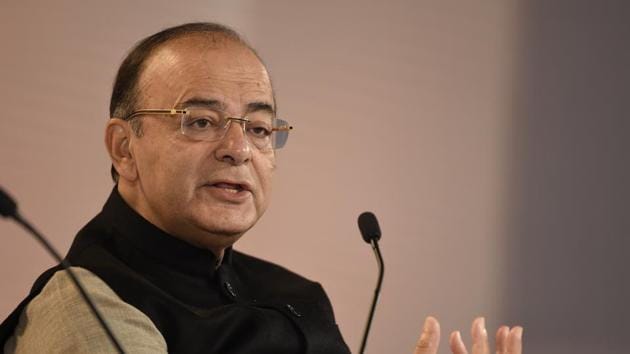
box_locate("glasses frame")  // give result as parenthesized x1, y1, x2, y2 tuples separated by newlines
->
(123, 108, 293, 150)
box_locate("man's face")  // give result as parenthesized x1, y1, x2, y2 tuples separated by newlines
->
(123, 36, 276, 253)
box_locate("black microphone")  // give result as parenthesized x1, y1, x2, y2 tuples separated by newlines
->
(357, 211, 384, 354)
(0, 187, 125, 353)
(358, 212, 381, 243)
(0, 187, 17, 217)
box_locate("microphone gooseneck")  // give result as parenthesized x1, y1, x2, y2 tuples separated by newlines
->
(0, 187, 125, 354)
(0, 187, 17, 217)
(357, 211, 384, 354)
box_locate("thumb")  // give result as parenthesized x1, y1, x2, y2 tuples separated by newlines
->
(414, 316, 441, 354)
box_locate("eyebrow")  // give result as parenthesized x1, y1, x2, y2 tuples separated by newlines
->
(246, 101, 275, 116)
(177, 98, 275, 115)
(177, 98, 223, 110)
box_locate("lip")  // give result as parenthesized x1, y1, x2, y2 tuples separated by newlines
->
(202, 179, 253, 203)
(206, 179, 253, 192)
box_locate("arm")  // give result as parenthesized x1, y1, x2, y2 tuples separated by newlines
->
(4, 267, 167, 354)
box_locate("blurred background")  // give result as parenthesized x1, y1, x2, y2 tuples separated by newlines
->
(0, 1, 627, 353)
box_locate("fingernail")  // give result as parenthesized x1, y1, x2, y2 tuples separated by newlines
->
(499, 325, 510, 337)
(479, 317, 487, 336)
(515, 326, 523, 340)
(423, 317, 430, 331)
(424, 316, 438, 331)
(472, 317, 487, 339)
(419, 317, 430, 341)
(418, 318, 432, 347)
(454, 330, 462, 342)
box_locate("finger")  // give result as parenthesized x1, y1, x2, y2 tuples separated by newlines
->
(449, 330, 468, 354)
(506, 326, 523, 354)
(494, 326, 509, 354)
(414, 316, 440, 354)
(470, 317, 490, 354)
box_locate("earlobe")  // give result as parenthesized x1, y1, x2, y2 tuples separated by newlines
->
(105, 119, 138, 182)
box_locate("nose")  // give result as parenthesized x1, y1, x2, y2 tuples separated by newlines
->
(214, 119, 252, 165)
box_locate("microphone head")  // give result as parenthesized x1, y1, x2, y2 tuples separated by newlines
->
(0, 187, 18, 218)
(358, 211, 381, 243)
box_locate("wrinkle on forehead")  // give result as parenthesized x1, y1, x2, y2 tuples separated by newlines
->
(137, 37, 273, 111)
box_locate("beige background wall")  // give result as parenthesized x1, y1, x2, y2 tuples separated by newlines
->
(0, 1, 626, 353)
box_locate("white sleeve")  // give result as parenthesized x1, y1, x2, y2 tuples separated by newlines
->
(4, 267, 168, 354)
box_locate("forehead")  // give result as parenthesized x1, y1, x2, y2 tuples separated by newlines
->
(137, 36, 273, 111)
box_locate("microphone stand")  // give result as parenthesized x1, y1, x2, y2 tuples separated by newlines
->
(359, 238, 384, 354)
(1, 188, 125, 353)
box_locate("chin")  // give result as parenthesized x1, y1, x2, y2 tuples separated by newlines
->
(195, 214, 257, 236)
(183, 199, 260, 236)
(206, 224, 251, 237)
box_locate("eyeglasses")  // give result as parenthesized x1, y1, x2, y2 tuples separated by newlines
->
(124, 107, 292, 151)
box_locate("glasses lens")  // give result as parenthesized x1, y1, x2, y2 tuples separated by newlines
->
(246, 111, 274, 151)
(181, 108, 224, 141)
(179, 108, 290, 151)
(272, 119, 290, 149)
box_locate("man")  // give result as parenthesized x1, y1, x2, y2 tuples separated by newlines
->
(0, 23, 522, 353)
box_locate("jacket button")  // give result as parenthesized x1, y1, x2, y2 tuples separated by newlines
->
(286, 304, 302, 318)
(224, 281, 237, 298)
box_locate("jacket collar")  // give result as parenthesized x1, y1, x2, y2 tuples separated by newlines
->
(99, 186, 233, 278)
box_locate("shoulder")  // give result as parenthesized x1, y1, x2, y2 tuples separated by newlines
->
(232, 250, 319, 284)
(231, 250, 341, 324)
(4, 267, 167, 354)
(231, 250, 329, 300)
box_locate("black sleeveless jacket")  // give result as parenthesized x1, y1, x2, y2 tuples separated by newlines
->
(0, 189, 350, 354)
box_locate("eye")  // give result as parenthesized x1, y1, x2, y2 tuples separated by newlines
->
(184, 117, 218, 131)
(190, 118, 213, 129)
(247, 123, 272, 138)
(183, 110, 222, 131)
(245, 111, 273, 138)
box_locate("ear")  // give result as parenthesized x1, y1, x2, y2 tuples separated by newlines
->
(105, 118, 138, 182)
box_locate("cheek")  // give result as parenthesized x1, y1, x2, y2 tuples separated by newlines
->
(255, 156, 276, 207)
(162, 148, 206, 193)
(136, 138, 202, 197)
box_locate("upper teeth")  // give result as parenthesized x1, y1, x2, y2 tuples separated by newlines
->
(216, 183, 241, 191)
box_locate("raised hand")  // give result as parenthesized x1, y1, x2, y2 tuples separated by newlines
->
(414, 316, 523, 354)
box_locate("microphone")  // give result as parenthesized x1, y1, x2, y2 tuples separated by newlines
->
(357, 211, 384, 354)
(0, 187, 125, 353)
(358, 212, 381, 243)
(0, 187, 17, 217)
